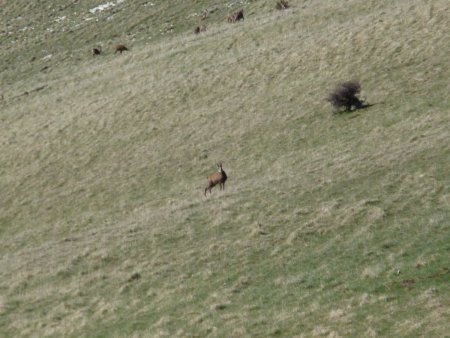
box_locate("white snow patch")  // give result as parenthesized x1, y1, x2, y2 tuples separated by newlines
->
(89, 2, 115, 14)
(89, 0, 126, 14)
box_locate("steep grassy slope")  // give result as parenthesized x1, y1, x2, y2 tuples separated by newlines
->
(1, 0, 449, 337)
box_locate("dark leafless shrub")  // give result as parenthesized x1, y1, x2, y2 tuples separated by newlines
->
(276, 0, 289, 10)
(326, 81, 364, 113)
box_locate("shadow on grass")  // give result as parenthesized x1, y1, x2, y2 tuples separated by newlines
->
(332, 103, 376, 116)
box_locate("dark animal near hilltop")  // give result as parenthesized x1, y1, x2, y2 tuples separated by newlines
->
(228, 9, 244, 23)
(200, 9, 209, 20)
(114, 44, 129, 54)
(194, 25, 207, 34)
(276, 0, 290, 10)
(205, 163, 228, 196)
(91, 47, 102, 56)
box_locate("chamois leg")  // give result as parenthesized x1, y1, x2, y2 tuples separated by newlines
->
(205, 186, 213, 196)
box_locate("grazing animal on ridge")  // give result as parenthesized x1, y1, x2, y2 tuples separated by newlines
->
(91, 47, 102, 56)
(276, 0, 290, 10)
(326, 80, 364, 113)
(200, 9, 209, 20)
(194, 25, 207, 34)
(114, 44, 129, 54)
(205, 163, 227, 196)
(228, 9, 244, 23)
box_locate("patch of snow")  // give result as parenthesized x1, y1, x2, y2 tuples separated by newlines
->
(42, 54, 53, 61)
(89, 0, 126, 14)
(89, 2, 115, 14)
(226, 0, 249, 8)
(55, 16, 66, 23)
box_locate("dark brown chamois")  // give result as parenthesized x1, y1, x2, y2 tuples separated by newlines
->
(205, 163, 227, 196)
(194, 25, 207, 34)
(114, 44, 129, 54)
(227, 9, 244, 23)
(91, 47, 102, 56)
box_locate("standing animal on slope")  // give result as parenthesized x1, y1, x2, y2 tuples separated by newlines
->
(228, 9, 244, 23)
(91, 47, 102, 56)
(194, 25, 207, 34)
(276, 0, 290, 10)
(205, 163, 228, 196)
(200, 9, 209, 20)
(114, 44, 129, 54)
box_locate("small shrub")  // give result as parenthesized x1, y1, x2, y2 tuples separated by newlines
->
(276, 0, 289, 10)
(326, 80, 364, 113)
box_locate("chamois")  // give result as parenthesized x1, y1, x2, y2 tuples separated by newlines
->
(234, 9, 244, 21)
(114, 44, 129, 54)
(276, 0, 290, 10)
(200, 9, 209, 20)
(205, 163, 227, 196)
(194, 25, 207, 34)
(91, 47, 102, 56)
(228, 9, 244, 23)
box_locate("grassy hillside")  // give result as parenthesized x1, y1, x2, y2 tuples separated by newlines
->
(1, 0, 449, 337)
